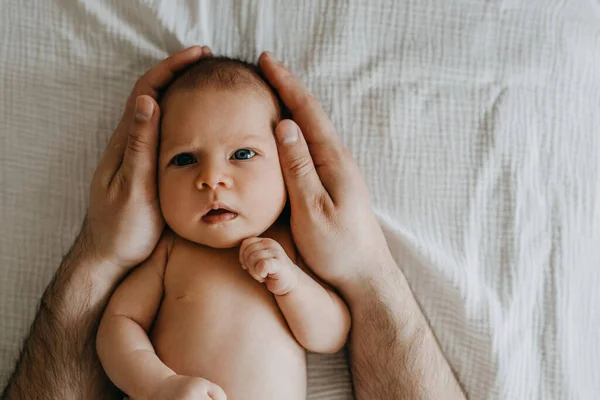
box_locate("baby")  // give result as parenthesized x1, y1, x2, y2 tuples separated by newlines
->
(96, 56, 351, 400)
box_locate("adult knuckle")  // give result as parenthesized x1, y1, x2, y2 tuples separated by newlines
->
(280, 68, 296, 88)
(340, 145, 353, 160)
(282, 73, 311, 101)
(287, 154, 313, 177)
(307, 192, 329, 215)
(109, 170, 127, 195)
(324, 142, 346, 161)
(127, 132, 149, 153)
(298, 90, 317, 108)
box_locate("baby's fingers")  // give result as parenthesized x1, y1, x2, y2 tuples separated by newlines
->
(265, 262, 299, 296)
(255, 258, 279, 280)
(245, 249, 275, 269)
(239, 237, 262, 266)
(247, 262, 267, 283)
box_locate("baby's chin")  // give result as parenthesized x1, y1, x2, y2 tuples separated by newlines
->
(178, 231, 247, 249)
(196, 235, 246, 249)
(169, 223, 270, 249)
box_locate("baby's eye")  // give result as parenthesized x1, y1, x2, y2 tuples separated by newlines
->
(231, 148, 256, 160)
(171, 153, 197, 166)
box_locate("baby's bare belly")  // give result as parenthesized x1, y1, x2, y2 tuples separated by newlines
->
(150, 241, 306, 400)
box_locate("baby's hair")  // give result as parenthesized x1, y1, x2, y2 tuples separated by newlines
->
(158, 55, 289, 120)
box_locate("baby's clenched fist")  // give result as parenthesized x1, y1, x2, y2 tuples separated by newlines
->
(239, 237, 299, 295)
(149, 375, 226, 400)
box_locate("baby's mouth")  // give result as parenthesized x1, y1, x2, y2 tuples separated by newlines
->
(201, 207, 238, 224)
(205, 208, 231, 216)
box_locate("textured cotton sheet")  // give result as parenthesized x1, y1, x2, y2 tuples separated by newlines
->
(1, 1, 599, 399)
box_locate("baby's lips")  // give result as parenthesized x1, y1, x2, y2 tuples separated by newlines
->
(204, 201, 237, 215)
(205, 208, 234, 216)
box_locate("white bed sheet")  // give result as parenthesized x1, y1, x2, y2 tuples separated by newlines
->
(1, 1, 599, 399)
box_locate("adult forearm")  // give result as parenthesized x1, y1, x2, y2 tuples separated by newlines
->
(1, 232, 125, 400)
(341, 258, 465, 400)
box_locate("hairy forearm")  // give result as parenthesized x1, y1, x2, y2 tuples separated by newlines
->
(341, 258, 465, 400)
(1, 233, 125, 400)
(275, 269, 350, 354)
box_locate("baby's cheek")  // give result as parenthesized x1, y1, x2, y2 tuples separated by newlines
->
(248, 177, 285, 219)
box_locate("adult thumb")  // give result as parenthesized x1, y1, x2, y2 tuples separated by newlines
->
(275, 119, 325, 208)
(122, 95, 160, 184)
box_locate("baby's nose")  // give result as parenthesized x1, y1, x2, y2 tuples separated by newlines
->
(195, 169, 232, 190)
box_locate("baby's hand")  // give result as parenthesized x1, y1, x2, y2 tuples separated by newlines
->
(149, 375, 226, 400)
(239, 237, 299, 295)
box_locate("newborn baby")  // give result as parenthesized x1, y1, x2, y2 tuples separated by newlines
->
(96, 56, 351, 400)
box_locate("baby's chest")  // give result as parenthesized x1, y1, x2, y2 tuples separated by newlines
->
(163, 226, 295, 303)
(156, 239, 287, 338)
(151, 239, 300, 378)
(164, 244, 264, 301)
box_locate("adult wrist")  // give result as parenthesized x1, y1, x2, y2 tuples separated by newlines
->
(72, 224, 130, 283)
(336, 252, 411, 311)
(41, 230, 128, 328)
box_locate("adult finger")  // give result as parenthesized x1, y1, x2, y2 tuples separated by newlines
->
(98, 46, 210, 188)
(274, 119, 330, 210)
(124, 45, 211, 118)
(258, 51, 341, 152)
(118, 95, 161, 186)
(260, 52, 353, 203)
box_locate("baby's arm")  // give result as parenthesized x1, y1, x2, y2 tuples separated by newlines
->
(96, 230, 174, 399)
(240, 237, 351, 354)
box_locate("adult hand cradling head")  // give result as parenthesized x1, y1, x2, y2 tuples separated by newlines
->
(257, 52, 397, 299)
(83, 46, 214, 272)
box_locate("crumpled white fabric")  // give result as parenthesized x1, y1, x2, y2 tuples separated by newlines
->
(1, 1, 599, 399)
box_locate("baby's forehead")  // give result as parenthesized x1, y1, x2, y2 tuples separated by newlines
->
(162, 85, 280, 129)
(160, 92, 279, 148)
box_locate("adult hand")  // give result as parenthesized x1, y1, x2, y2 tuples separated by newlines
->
(259, 52, 395, 295)
(81, 45, 213, 273)
(259, 52, 466, 400)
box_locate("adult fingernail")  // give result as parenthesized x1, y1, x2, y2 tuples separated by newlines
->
(135, 96, 154, 121)
(187, 45, 203, 55)
(277, 122, 298, 144)
(265, 51, 281, 64)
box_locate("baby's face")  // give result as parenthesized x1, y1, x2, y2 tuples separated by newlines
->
(158, 87, 286, 248)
